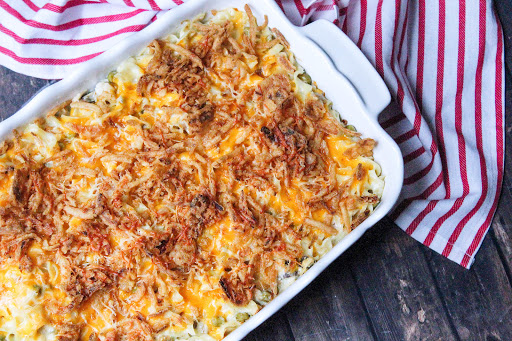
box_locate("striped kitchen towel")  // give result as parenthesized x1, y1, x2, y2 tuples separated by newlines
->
(0, 0, 504, 268)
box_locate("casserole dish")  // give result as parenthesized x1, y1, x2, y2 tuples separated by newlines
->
(0, 0, 403, 339)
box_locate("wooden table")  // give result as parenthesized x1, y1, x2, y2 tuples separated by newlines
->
(1, 4, 511, 340)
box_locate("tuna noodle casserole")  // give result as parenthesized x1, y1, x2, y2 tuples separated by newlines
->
(0, 5, 384, 341)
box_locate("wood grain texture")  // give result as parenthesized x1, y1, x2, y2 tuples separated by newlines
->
(0, 67, 53, 120)
(426, 235, 512, 341)
(348, 219, 458, 341)
(490, 66, 512, 289)
(495, 0, 512, 76)
(244, 310, 295, 341)
(284, 253, 375, 341)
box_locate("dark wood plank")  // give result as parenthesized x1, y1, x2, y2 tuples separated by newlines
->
(495, 0, 512, 76)
(348, 218, 459, 341)
(284, 254, 375, 341)
(492, 182, 512, 286)
(491, 210, 512, 288)
(244, 310, 295, 341)
(425, 235, 512, 341)
(0, 67, 53, 121)
(489, 64, 512, 286)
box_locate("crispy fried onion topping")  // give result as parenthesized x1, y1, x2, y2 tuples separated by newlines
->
(0, 5, 379, 339)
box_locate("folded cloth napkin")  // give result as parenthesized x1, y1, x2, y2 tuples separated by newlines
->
(0, 0, 504, 268)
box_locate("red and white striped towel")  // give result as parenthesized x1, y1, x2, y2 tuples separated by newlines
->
(0, 0, 504, 268)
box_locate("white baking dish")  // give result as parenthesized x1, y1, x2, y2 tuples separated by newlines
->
(0, 0, 403, 339)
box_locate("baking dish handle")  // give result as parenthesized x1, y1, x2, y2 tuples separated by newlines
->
(300, 20, 390, 118)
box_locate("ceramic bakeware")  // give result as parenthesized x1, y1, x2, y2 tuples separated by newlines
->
(0, 0, 404, 339)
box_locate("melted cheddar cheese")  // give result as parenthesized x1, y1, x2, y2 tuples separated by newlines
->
(0, 6, 384, 341)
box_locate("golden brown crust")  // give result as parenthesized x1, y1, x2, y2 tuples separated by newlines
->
(344, 138, 376, 159)
(0, 6, 381, 339)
